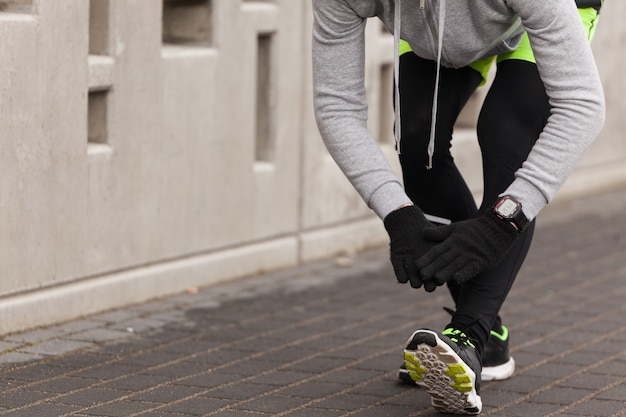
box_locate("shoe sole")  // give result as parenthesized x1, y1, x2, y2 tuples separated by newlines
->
(404, 329, 482, 415)
(401, 358, 515, 385)
(482, 357, 515, 381)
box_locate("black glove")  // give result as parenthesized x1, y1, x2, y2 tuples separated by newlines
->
(416, 210, 520, 285)
(383, 205, 438, 290)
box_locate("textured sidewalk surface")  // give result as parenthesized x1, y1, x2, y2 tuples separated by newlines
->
(1, 186, 626, 417)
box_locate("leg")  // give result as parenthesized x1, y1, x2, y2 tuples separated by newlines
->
(398, 55, 508, 415)
(398, 52, 481, 315)
(398, 51, 492, 343)
(397, 53, 482, 222)
(449, 59, 551, 352)
(448, 4, 600, 370)
(450, 5, 600, 354)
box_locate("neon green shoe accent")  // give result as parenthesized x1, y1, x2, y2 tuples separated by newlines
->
(404, 352, 427, 382)
(442, 328, 476, 349)
(490, 324, 509, 342)
(445, 364, 473, 393)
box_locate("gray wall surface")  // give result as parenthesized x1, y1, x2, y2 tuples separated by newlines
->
(1, 0, 624, 335)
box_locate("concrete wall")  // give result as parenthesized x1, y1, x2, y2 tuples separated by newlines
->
(0, 0, 624, 335)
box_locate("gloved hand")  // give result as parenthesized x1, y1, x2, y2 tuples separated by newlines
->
(416, 210, 520, 285)
(383, 205, 438, 290)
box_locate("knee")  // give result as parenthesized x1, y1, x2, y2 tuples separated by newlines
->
(476, 114, 536, 165)
(400, 111, 431, 147)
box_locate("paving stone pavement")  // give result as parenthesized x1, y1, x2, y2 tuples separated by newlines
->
(1, 186, 626, 417)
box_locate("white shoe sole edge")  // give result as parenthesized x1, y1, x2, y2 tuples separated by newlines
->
(482, 357, 515, 381)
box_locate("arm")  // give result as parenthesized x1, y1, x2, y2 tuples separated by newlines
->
(312, 0, 412, 219)
(313, 0, 437, 289)
(503, 0, 606, 220)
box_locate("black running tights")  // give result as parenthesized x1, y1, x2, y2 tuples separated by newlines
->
(397, 54, 551, 353)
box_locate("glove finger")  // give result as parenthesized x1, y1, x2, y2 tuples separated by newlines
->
(423, 280, 438, 292)
(406, 260, 423, 289)
(422, 224, 454, 243)
(432, 255, 469, 285)
(392, 260, 409, 284)
(418, 246, 456, 281)
(415, 242, 450, 271)
(452, 260, 484, 283)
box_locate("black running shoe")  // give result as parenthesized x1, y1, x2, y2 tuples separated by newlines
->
(400, 325, 515, 384)
(481, 325, 515, 381)
(403, 328, 482, 415)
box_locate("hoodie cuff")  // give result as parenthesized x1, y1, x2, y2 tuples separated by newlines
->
(501, 178, 549, 221)
(369, 182, 413, 220)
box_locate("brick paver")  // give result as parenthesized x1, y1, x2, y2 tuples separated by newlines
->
(1, 187, 625, 416)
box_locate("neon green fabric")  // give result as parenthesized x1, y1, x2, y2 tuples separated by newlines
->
(399, 7, 600, 85)
(468, 56, 496, 86)
(399, 39, 413, 57)
(398, 39, 494, 86)
(497, 8, 599, 64)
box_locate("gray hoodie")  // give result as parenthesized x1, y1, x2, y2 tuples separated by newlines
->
(312, 0, 605, 221)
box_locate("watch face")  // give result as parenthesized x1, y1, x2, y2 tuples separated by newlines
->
(497, 198, 519, 217)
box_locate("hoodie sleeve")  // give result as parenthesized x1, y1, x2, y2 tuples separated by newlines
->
(502, 0, 606, 220)
(312, 0, 412, 219)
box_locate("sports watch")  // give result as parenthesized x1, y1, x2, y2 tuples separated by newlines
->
(492, 196, 529, 232)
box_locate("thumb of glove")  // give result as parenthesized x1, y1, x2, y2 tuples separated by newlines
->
(422, 223, 453, 243)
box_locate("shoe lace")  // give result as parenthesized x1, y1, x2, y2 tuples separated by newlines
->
(443, 306, 507, 342)
(441, 307, 481, 349)
(442, 328, 476, 349)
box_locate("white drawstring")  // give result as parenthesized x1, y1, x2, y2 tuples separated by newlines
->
(394, 0, 446, 169)
(393, 0, 402, 154)
(426, 0, 446, 170)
